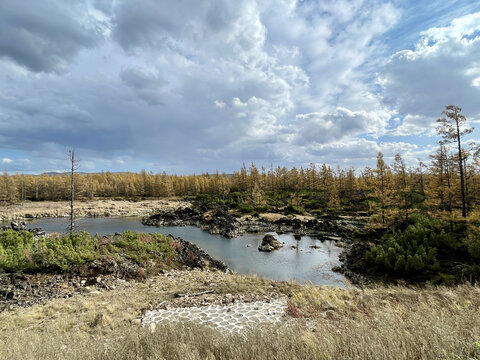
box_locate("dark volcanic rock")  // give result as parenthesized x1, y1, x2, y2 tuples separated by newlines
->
(143, 204, 366, 241)
(0, 222, 46, 237)
(143, 207, 200, 227)
(258, 234, 283, 252)
(334, 242, 372, 285)
(173, 236, 228, 271)
(28, 228, 46, 236)
(10, 221, 26, 231)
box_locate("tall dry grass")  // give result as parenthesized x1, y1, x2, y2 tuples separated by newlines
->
(1, 271, 479, 359)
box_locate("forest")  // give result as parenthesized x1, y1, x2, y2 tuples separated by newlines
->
(1, 105, 480, 282)
(2, 108, 480, 221)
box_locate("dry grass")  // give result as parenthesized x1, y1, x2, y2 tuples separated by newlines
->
(0, 199, 189, 221)
(1, 270, 479, 359)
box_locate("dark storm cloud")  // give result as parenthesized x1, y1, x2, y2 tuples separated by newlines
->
(0, 0, 99, 73)
(120, 66, 165, 105)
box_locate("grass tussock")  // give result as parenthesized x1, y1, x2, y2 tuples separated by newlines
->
(1, 271, 479, 359)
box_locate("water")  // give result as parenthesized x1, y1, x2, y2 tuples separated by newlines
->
(5, 217, 346, 287)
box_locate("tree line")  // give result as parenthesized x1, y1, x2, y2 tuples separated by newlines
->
(0, 105, 478, 222)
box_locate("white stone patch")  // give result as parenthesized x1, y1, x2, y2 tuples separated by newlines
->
(142, 298, 288, 333)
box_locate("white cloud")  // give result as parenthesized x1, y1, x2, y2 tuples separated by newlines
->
(1, 157, 13, 164)
(214, 100, 226, 108)
(3, 1, 478, 173)
(381, 11, 480, 135)
(292, 108, 389, 145)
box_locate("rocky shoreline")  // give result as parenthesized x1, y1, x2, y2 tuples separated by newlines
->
(142, 204, 366, 241)
(1, 221, 46, 237)
(1, 201, 373, 309)
(142, 204, 372, 285)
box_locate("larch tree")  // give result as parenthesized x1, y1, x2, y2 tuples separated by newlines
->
(375, 152, 388, 223)
(392, 153, 409, 221)
(436, 105, 473, 218)
(429, 144, 448, 210)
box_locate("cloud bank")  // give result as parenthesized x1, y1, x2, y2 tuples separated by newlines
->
(0, 1, 479, 173)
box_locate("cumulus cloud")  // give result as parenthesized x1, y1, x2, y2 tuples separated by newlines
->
(1, 158, 13, 164)
(381, 11, 480, 135)
(1, 1, 477, 173)
(0, 0, 100, 73)
(293, 108, 389, 145)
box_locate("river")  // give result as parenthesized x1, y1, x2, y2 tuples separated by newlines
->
(5, 216, 346, 287)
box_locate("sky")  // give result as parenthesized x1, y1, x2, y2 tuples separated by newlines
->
(0, 0, 479, 174)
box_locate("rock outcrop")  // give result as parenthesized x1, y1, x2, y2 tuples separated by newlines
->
(0, 221, 46, 237)
(332, 242, 372, 285)
(258, 234, 283, 252)
(173, 236, 228, 271)
(142, 205, 366, 241)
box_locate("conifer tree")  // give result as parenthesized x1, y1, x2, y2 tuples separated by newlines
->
(392, 153, 409, 221)
(375, 152, 388, 223)
(436, 105, 473, 217)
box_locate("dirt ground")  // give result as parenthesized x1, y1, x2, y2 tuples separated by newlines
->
(0, 199, 190, 221)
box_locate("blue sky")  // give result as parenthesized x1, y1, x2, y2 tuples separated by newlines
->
(0, 0, 479, 174)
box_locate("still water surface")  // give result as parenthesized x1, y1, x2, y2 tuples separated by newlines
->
(14, 217, 346, 287)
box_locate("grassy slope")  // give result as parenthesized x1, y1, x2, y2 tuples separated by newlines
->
(1, 270, 479, 360)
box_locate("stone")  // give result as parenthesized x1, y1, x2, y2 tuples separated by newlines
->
(90, 313, 112, 328)
(10, 221, 26, 231)
(258, 234, 283, 252)
(148, 322, 157, 333)
(142, 298, 287, 333)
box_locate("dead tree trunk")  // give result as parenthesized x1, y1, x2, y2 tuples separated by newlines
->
(69, 150, 78, 234)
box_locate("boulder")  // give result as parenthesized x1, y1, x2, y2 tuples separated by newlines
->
(10, 221, 26, 231)
(258, 234, 283, 252)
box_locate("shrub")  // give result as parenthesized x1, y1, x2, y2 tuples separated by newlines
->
(239, 205, 255, 213)
(104, 231, 174, 264)
(466, 231, 480, 260)
(285, 204, 305, 215)
(0, 230, 175, 273)
(365, 214, 452, 277)
(254, 204, 270, 213)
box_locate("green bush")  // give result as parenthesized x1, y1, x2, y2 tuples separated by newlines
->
(254, 204, 270, 213)
(285, 204, 305, 215)
(0, 230, 37, 271)
(239, 205, 255, 213)
(365, 214, 451, 276)
(103, 231, 174, 264)
(0, 230, 175, 273)
(466, 231, 480, 260)
(0, 230, 97, 272)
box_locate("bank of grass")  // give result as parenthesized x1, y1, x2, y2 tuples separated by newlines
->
(1, 269, 479, 359)
(0, 230, 176, 273)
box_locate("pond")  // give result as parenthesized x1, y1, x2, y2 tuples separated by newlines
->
(6, 217, 346, 287)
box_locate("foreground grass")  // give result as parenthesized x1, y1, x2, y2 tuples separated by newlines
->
(1, 270, 479, 359)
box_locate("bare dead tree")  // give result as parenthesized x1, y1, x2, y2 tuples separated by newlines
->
(68, 150, 80, 234)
